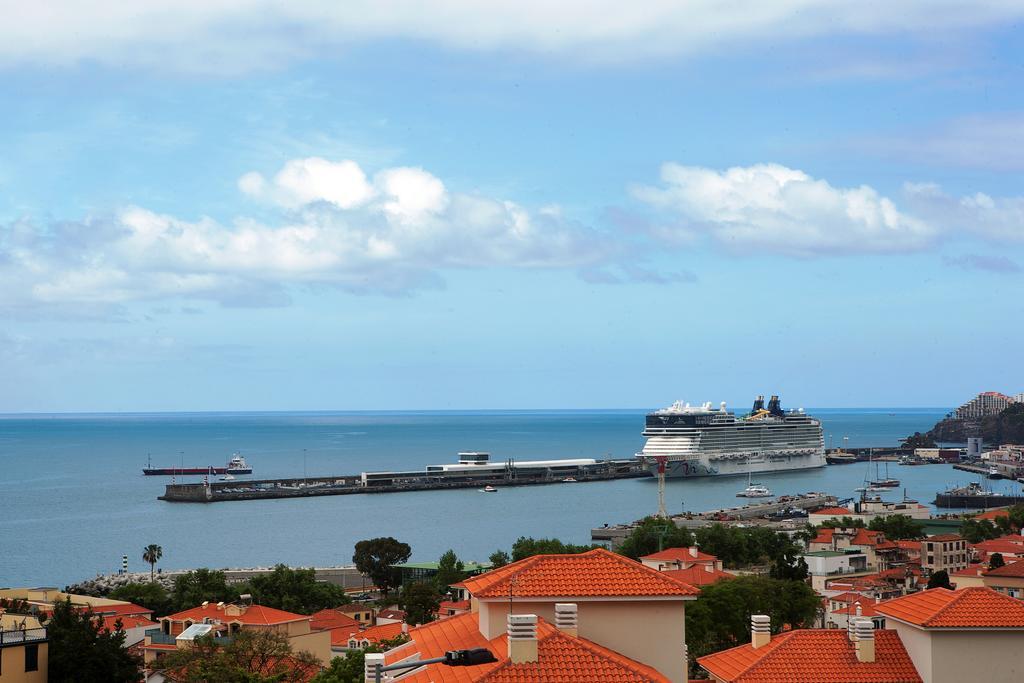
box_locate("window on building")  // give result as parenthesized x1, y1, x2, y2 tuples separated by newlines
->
(25, 643, 39, 672)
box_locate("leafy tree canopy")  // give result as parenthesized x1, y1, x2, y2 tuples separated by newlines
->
(693, 524, 803, 569)
(686, 575, 820, 669)
(902, 432, 937, 449)
(510, 536, 596, 562)
(960, 518, 1000, 544)
(435, 549, 467, 591)
(401, 581, 441, 626)
(488, 550, 510, 569)
(171, 568, 240, 611)
(867, 514, 926, 540)
(312, 647, 381, 683)
(242, 565, 349, 615)
(44, 598, 142, 683)
(768, 547, 809, 582)
(616, 516, 695, 560)
(927, 570, 953, 590)
(818, 516, 866, 529)
(990, 552, 1006, 570)
(353, 537, 412, 599)
(109, 581, 173, 617)
(156, 629, 320, 683)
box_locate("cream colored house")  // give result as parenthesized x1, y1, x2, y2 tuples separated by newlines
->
(408, 548, 698, 683)
(0, 614, 47, 683)
(875, 587, 1024, 683)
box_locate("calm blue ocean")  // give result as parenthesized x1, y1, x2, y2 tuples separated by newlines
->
(3, 408, 1016, 588)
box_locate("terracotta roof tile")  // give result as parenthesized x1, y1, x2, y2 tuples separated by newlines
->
(833, 602, 881, 617)
(392, 613, 669, 683)
(698, 629, 920, 682)
(972, 507, 1010, 520)
(309, 608, 361, 632)
(983, 560, 1024, 578)
(462, 548, 699, 599)
(815, 507, 853, 516)
(660, 566, 734, 588)
(640, 547, 717, 563)
(875, 587, 1024, 628)
(165, 603, 309, 626)
(925, 534, 964, 542)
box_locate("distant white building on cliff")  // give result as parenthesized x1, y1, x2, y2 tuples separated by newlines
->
(954, 392, 1014, 420)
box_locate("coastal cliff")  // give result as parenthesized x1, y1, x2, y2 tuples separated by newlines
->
(921, 403, 1024, 444)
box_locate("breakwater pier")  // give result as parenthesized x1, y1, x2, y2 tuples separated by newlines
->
(159, 453, 648, 503)
(590, 491, 838, 547)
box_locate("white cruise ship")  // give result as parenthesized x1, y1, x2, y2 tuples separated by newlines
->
(637, 395, 825, 478)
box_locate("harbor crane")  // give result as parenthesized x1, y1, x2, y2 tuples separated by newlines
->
(654, 455, 668, 518)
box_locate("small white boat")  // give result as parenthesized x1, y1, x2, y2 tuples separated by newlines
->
(737, 483, 772, 498)
(562, 477, 577, 483)
(481, 485, 498, 493)
(219, 473, 235, 481)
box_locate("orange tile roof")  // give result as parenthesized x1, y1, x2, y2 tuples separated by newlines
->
(875, 587, 1024, 628)
(833, 602, 881, 617)
(329, 624, 362, 647)
(698, 629, 921, 682)
(925, 534, 964, 542)
(850, 529, 886, 547)
(461, 548, 699, 599)
(660, 566, 734, 588)
(165, 603, 309, 627)
(357, 621, 405, 644)
(983, 560, 1024, 578)
(99, 614, 159, 632)
(972, 507, 1010, 520)
(91, 602, 154, 617)
(640, 547, 717, 563)
(950, 564, 987, 578)
(309, 608, 361, 632)
(972, 539, 1024, 556)
(896, 540, 922, 551)
(811, 528, 835, 544)
(815, 507, 853, 516)
(392, 612, 669, 682)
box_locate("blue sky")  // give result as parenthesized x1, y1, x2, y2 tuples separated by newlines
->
(1, 2, 1022, 411)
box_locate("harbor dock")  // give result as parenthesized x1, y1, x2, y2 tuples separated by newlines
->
(158, 454, 648, 503)
(591, 492, 838, 547)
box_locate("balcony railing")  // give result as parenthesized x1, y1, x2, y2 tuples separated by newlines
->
(144, 628, 232, 646)
(0, 628, 47, 645)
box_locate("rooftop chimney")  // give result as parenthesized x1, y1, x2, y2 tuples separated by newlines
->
(751, 615, 770, 649)
(689, 546, 698, 558)
(507, 614, 539, 663)
(854, 619, 875, 663)
(364, 652, 387, 681)
(555, 603, 578, 637)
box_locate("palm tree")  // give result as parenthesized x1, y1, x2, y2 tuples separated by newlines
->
(143, 544, 163, 581)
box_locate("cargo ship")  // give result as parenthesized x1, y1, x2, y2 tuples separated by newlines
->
(637, 395, 825, 478)
(143, 454, 252, 476)
(933, 481, 1024, 508)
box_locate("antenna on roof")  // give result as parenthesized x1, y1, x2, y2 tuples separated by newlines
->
(508, 576, 517, 613)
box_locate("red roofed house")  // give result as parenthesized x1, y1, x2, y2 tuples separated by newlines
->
(660, 565, 735, 589)
(437, 598, 472, 619)
(808, 527, 899, 571)
(386, 547, 698, 682)
(978, 558, 1024, 598)
(142, 601, 331, 667)
(640, 546, 723, 571)
(874, 587, 1024, 681)
(343, 620, 406, 650)
(698, 614, 922, 683)
(972, 534, 1024, 562)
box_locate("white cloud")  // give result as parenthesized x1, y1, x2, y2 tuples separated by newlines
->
(632, 163, 935, 256)
(859, 113, 1024, 171)
(0, 158, 615, 309)
(905, 182, 1024, 243)
(2, 1, 1022, 73)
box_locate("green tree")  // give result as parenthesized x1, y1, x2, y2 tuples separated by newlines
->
(156, 629, 321, 682)
(171, 568, 239, 611)
(693, 524, 803, 569)
(44, 598, 142, 683)
(109, 581, 172, 616)
(489, 550, 510, 568)
(685, 575, 820, 670)
(401, 581, 441, 626)
(510, 536, 596, 561)
(989, 552, 1006, 570)
(768, 547, 809, 582)
(353, 537, 412, 600)
(143, 544, 163, 581)
(902, 432, 937, 449)
(616, 516, 695, 560)
(867, 514, 925, 540)
(435, 549, 467, 591)
(960, 518, 1000, 544)
(242, 565, 349, 615)
(312, 648, 377, 683)
(927, 570, 953, 590)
